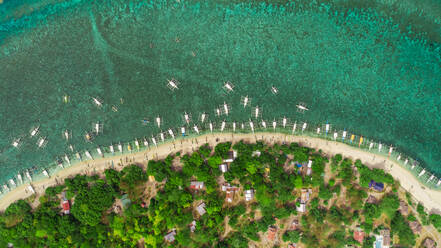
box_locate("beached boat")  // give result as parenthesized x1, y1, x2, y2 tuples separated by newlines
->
(156, 116, 161, 128)
(359, 136, 363, 147)
(112, 106, 118, 112)
(193, 125, 200, 134)
(428, 175, 435, 182)
(261, 120, 267, 129)
(209, 122, 213, 133)
(282, 117, 287, 128)
(17, 174, 23, 185)
(223, 102, 229, 116)
(118, 143, 123, 153)
(135, 139, 140, 150)
(200, 113, 207, 123)
(37, 137, 47, 148)
(233, 122, 236, 132)
(302, 122, 307, 132)
(9, 179, 16, 188)
(333, 132, 338, 140)
(418, 169, 426, 177)
(152, 137, 157, 147)
(404, 159, 409, 165)
(369, 142, 373, 150)
(241, 123, 245, 129)
(69, 145, 74, 152)
(253, 106, 260, 119)
(166, 78, 179, 91)
(350, 134, 355, 143)
(63, 95, 69, 103)
(110, 144, 115, 154)
(181, 127, 186, 136)
(63, 130, 70, 140)
(12, 138, 21, 148)
(325, 122, 330, 135)
(437, 180, 441, 186)
(378, 143, 382, 152)
(388, 146, 393, 156)
(184, 112, 190, 124)
(241, 95, 250, 108)
(342, 130, 347, 141)
(249, 120, 255, 133)
(76, 152, 82, 161)
(160, 133, 165, 142)
(92, 97, 102, 107)
(292, 122, 297, 134)
(221, 121, 226, 132)
(316, 127, 320, 134)
(30, 126, 40, 137)
(215, 108, 221, 117)
(27, 185, 35, 194)
(223, 81, 234, 92)
(143, 138, 149, 148)
(272, 120, 277, 131)
(3, 184, 9, 192)
(42, 169, 49, 178)
(85, 132, 93, 142)
(57, 160, 64, 168)
(168, 129, 175, 140)
(94, 122, 102, 134)
(97, 147, 103, 157)
(271, 86, 278, 95)
(296, 103, 309, 112)
(64, 154, 71, 165)
(85, 150, 93, 160)
(25, 170, 32, 182)
(127, 143, 132, 152)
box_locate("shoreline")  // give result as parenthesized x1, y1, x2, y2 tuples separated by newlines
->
(1, 132, 440, 213)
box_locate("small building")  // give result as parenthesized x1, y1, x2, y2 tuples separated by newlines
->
(245, 189, 254, 201)
(164, 230, 176, 243)
(376, 229, 390, 248)
(290, 219, 299, 230)
(267, 226, 277, 241)
(306, 160, 313, 176)
(62, 200, 70, 215)
(189, 220, 196, 232)
(288, 244, 297, 248)
(223, 150, 237, 163)
(121, 194, 132, 210)
(366, 195, 378, 204)
(196, 203, 206, 216)
(219, 164, 228, 173)
(296, 202, 306, 213)
(423, 238, 437, 248)
(409, 221, 422, 234)
(353, 226, 364, 244)
(252, 150, 261, 157)
(399, 201, 409, 215)
(300, 189, 311, 203)
(369, 180, 384, 191)
(190, 181, 204, 190)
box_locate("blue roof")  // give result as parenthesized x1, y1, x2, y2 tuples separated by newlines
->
(296, 163, 302, 167)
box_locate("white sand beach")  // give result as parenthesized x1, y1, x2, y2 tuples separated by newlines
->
(1, 132, 440, 212)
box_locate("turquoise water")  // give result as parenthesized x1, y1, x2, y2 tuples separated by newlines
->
(0, 0, 440, 183)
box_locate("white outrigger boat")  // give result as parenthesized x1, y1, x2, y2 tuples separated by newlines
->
(302, 122, 307, 132)
(160, 133, 165, 142)
(241, 123, 245, 129)
(64, 154, 71, 165)
(282, 117, 287, 128)
(184, 112, 190, 124)
(418, 169, 426, 177)
(223, 81, 234, 93)
(232, 122, 236, 132)
(272, 120, 277, 131)
(27, 185, 35, 194)
(378, 143, 382, 152)
(437, 179, 441, 186)
(209, 122, 213, 133)
(222, 102, 229, 116)
(26, 170, 32, 182)
(316, 127, 320, 134)
(181, 127, 186, 136)
(404, 159, 409, 165)
(118, 142, 123, 153)
(241, 95, 250, 108)
(135, 139, 140, 150)
(200, 113, 207, 123)
(152, 137, 157, 147)
(296, 103, 309, 112)
(156, 116, 161, 128)
(333, 132, 338, 140)
(94, 122, 103, 134)
(42, 169, 49, 178)
(76, 152, 82, 161)
(325, 122, 330, 135)
(17, 173, 23, 184)
(3, 184, 9, 192)
(85, 150, 93, 160)
(97, 147, 103, 157)
(37, 137, 47, 148)
(249, 120, 255, 133)
(193, 125, 200, 134)
(9, 179, 16, 188)
(127, 143, 132, 152)
(69, 145, 74, 152)
(30, 126, 40, 137)
(110, 144, 115, 154)
(253, 106, 260, 119)
(85, 132, 94, 142)
(12, 138, 21, 148)
(292, 122, 297, 134)
(388, 146, 393, 156)
(397, 154, 401, 161)
(215, 108, 221, 117)
(92, 97, 102, 107)
(166, 78, 179, 91)
(168, 129, 175, 140)
(57, 160, 64, 168)
(428, 175, 435, 182)
(261, 120, 267, 129)
(369, 142, 374, 150)
(221, 121, 226, 132)
(63, 130, 70, 140)
(271, 86, 278, 95)
(342, 130, 347, 141)
(143, 138, 149, 148)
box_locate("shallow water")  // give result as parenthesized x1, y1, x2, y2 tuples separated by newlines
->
(0, 0, 440, 183)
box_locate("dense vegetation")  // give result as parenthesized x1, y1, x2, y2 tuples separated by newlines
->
(0, 141, 440, 247)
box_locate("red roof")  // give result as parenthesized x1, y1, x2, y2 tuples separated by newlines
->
(62, 200, 70, 211)
(354, 230, 364, 243)
(267, 227, 277, 241)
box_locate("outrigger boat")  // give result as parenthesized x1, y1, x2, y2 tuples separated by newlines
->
(232, 122, 236, 132)
(249, 120, 255, 133)
(296, 103, 309, 112)
(404, 159, 409, 165)
(27, 185, 35, 194)
(193, 125, 200, 134)
(75, 152, 82, 161)
(57, 159, 64, 168)
(378, 143, 382, 152)
(271, 86, 278, 95)
(369, 142, 374, 150)
(342, 129, 347, 141)
(97, 147, 103, 157)
(181, 127, 186, 136)
(282, 117, 287, 128)
(209, 122, 213, 133)
(418, 169, 426, 177)
(85, 132, 94, 142)
(92, 97, 102, 107)
(292, 122, 297, 134)
(388, 146, 393, 156)
(241, 95, 250, 108)
(9, 179, 16, 188)
(143, 138, 149, 148)
(69, 145, 74, 152)
(437, 179, 441, 186)
(64, 154, 71, 165)
(215, 108, 221, 117)
(12, 138, 21, 148)
(221, 121, 226, 132)
(325, 122, 330, 135)
(223, 102, 229, 116)
(397, 154, 401, 161)
(302, 122, 307, 132)
(42, 169, 49, 178)
(17, 174, 23, 184)
(184, 112, 190, 124)
(112, 106, 118, 112)
(333, 132, 338, 140)
(223, 81, 234, 93)
(156, 116, 161, 128)
(359, 136, 363, 147)
(85, 150, 93, 160)
(160, 132, 165, 142)
(94, 122, 102, 134)
(63, 130, 70, 141)
(253, 106, 260, 119)
(261, 120, 267, 129)
(26, 170, 32, 182)
(110, 144, 115, 154)
(118, 142, 123, 153)
(428, 175, 435, 182)
(37, 137, 47, 148)
(200, 113, 207, 123)
(127, 143, 132, 152)
(30, 126, 40, 137)
(3, 184, 9, 192)
(63, 95, 69, 103)
(272, 120, 277, 131)
(166, 78, 179, 91)
(152, 137, 157, 147)
(135, 139, 140, 150)
(168, 129, 175, 140)
(316, 127, 320, 134)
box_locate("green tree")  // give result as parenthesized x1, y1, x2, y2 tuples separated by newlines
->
(283, 230, 300, 242)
